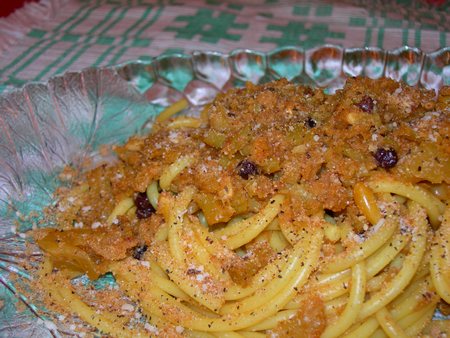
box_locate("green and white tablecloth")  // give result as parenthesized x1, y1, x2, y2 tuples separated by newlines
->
(0, 0, 449, 93)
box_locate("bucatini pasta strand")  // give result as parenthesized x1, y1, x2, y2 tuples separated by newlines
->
(32, 78, 448, 337)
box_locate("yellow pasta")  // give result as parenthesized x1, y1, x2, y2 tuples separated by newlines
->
(112, 228, 322, 332)
(106, 197, 134, 224)
(155, 98, 189, 123)
(403, 305, 437, 336)
(168, 117, 202, 129)
(32, 78, 449, 337)
(353, 182, 382, 225)
(430, 206, 450, 303)
(146, 180, 159, 209)
(40, 259, 148, 338)
(367, 178, 445, 228)
(223, 246, 293, 300)
(324, 222, 341, 242)
(321, 262, 366, 338)
(245, 309, 297, 331)
(214, 194, 285, 249)
(375, 307, 408, 338)
(159, 155, 196, 190)
(219, 231, 319, 315)
(268, 230, 290, 252)
(322, 216, 397, 274)
(357, 203, 427, 320)
(238, 332, 266, 338)
(342, 317, 379, 338)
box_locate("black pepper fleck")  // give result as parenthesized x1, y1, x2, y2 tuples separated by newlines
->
(187, 268, 201, 275)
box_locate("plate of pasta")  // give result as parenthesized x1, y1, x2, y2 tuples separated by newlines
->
(0, 45, 449, 337)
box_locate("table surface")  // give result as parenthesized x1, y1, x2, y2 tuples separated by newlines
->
(0, 0, 449, 93)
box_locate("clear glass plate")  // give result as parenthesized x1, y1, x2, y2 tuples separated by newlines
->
(0, 45, 449, 337)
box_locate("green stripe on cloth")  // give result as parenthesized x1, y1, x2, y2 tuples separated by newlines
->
(402, 29, 409, 45)
(97, 6, 130, 36)
(165, 9, 248, 43)
(93, 45, 117, 67)
(135, 5, 163, 38)
(364, 27, 372, 45)
(415, 29, 421, 47)
(33, 3, 122, 80)
(106, 5, 163, 66)
(120, 5, 153, 41)
(0, 0, 448, 91)
(0, 2, 92, 74)
(56, 5, 132, 75)
(377, 28, 384, 48)
(108, 46, 129, 65)
(440, 31, 446, 48)
(7, 1, 103, 79)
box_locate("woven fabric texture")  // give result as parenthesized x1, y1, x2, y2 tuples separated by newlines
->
(0, 0, 448, 92)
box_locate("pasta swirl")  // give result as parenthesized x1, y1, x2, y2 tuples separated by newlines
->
(33, 77, 449, 337)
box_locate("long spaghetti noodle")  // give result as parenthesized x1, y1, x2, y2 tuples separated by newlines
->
(33, 77, 449, 337)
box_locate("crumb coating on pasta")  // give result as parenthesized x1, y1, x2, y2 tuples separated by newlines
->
(46, 78, 448, 229)
(32, 77, 449, 337)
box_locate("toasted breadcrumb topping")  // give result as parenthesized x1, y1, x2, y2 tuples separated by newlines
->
(30, 78, 449, 336)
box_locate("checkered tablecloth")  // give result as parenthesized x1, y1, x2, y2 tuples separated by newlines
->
(0, 0, 449, 93)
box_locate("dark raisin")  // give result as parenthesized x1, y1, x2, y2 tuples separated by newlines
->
(237, 159, 259, 180)
(135, 192, 150, 209)
(305, 117, 316, 128)
(134, 192, 155, 219)
(136, 207, 155, 219)
(132, 244, 148, 260)
(356, 96, 374, 113)
(374, 147, 398, 168)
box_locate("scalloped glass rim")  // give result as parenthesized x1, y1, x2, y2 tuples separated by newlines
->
(0, 45, 449, 337)
(113, 45, 450, 100)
